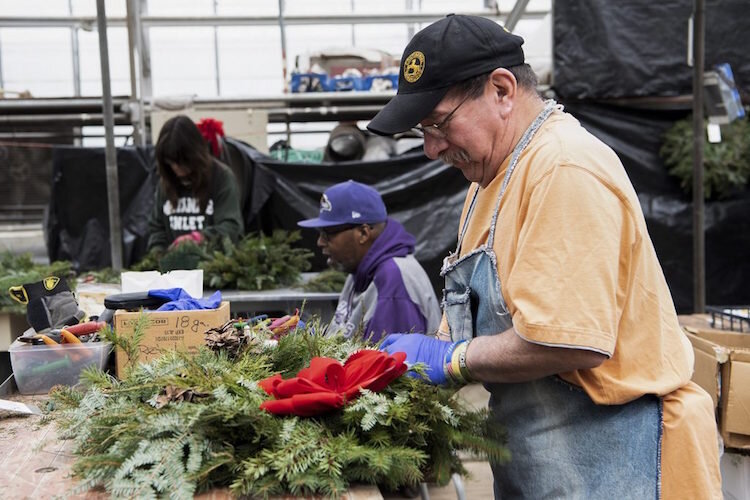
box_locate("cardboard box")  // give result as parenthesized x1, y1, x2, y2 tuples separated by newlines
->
(0, 312, 28, 351)
(114, 302, 230, 378)
(680, 314, 750, 450)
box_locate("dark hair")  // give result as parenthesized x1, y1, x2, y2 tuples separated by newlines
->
(155, 115, 213, 210)
(451, 63, 539, 100)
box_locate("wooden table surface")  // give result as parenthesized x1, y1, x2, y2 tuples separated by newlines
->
(0, 394, 381, 499)
(1, 385, 494, 499)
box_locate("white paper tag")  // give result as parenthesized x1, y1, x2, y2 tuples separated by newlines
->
(707, 122, 722, 143)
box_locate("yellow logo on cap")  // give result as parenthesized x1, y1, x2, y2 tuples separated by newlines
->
(43, 276, 60, 291)
(403, 51, 425, 83)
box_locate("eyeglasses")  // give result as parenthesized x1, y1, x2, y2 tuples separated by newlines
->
(412, 94, 472, 140)
(317, 224, 361, 242)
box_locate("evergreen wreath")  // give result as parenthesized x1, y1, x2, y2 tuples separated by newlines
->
(129, 230, 314, 291)
(49, 318, 508, 499)
(660, 114, 750, 199)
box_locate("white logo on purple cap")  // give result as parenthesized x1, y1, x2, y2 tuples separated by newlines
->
(351, 211, 361, 219)
(320, 194, 332, 212)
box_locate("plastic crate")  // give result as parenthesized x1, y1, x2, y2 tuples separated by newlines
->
(290, 72, 331, 93)
(364, 74, 399, 91)
(707, 306, 750, 332)
(9, 339, 111, 394)
(330, 75, 366, 91)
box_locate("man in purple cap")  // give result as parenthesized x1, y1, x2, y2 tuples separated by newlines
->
(368, 13, 720, 499)
(298, 180, 440, 343)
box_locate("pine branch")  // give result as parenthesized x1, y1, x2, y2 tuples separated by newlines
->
(49, 324, 509, 497)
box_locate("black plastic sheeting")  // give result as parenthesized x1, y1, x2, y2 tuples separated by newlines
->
(46, 146, 157, 272)
(563, 101, 750, 312)
(46, 114, 750, 313)
(46, 139, 470, 296)
(223, 137, 470, 295)
(554, 0, 750, 100)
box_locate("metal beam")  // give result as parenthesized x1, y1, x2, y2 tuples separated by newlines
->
(96, 0, 123, 272)
(212, 0, 221, 96)
(0, 97, 130, 112)
(138, 0, 152, 123)
(68, 0, 81, 96)
(126, 0, 143, 145)
(0, 113, 128, 124)
(0, 10, 549, 28)
(504, 0, 531, 32)
(278, 0, 288, 93)
(691, 0, 706, 313)
(0, 35, 3, 90)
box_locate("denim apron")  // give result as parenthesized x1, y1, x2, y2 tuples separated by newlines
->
(440, 101, 662, 499)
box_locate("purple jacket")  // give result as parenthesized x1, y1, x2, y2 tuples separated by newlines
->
(327, 218, 441, 343)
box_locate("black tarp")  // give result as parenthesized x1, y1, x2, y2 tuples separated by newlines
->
(46, 140, 470, 296)
(46, 123, 750, 313)
(46, 146, 157, 272)
(554, 0, 750, 100)
(561, 101, 750, 312)
(222, 137, 470, 295)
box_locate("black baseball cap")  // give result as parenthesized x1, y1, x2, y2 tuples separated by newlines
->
(367, 14, 525, 136)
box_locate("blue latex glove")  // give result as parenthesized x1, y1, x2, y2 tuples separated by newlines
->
(380, 333, 453, 385)
(149, 288, 222, 311)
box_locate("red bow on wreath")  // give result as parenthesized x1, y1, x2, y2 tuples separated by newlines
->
(259, 349, 407, 416)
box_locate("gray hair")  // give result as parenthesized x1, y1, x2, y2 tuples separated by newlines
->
(451, 64, 539, 100)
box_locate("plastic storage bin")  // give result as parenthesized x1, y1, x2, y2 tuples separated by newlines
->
(363, 74, 399, 91)
(330, 75, 366, 91)
(9, 339, 112, 394)
(290, 72, 331, 92)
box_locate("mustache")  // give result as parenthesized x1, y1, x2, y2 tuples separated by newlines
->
(439, 149, 472, 166)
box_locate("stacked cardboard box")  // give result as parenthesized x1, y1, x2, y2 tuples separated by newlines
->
(680, 314, 750, 450)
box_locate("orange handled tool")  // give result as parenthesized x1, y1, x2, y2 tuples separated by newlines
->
(60, 329, 82, 344)
(64, 321, 106, 336)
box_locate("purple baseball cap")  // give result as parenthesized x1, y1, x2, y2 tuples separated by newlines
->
(298, 180, 387, 228)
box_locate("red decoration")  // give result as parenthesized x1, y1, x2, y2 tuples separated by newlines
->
(259, 350, 408, 416)
(196, 118, 225, 157)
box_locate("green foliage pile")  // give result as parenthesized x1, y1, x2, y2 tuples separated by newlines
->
(201, 231, 313, 290)
(50, 320, 508, 499)
(660, 115, 750, 199)
(128, 231, 314, 291)
(78, 267, 122, 285)
(129, 247, 162, 273)
(302, 268, 348, 293)
(158, 241, 210, 272)
(0, 251, 74, 313)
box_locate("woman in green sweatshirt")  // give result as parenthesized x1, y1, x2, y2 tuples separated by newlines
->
(147, 115, 244, 252)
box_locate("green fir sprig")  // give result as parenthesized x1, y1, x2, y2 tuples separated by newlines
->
(201, 231, 313, 290)
(49, 318, 508, 499)
(660, 114, 750, 199)
(128, 230, 314, 291)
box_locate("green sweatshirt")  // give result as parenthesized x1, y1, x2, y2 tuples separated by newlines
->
(147, 159, 244, 251)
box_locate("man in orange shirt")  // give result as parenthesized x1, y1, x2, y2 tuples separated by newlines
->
(371, 14, 721, 499)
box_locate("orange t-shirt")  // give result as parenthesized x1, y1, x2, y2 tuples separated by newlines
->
(449, 110, 720, 498)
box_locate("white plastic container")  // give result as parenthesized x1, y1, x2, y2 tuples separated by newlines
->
(9, 339, 111, 394)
